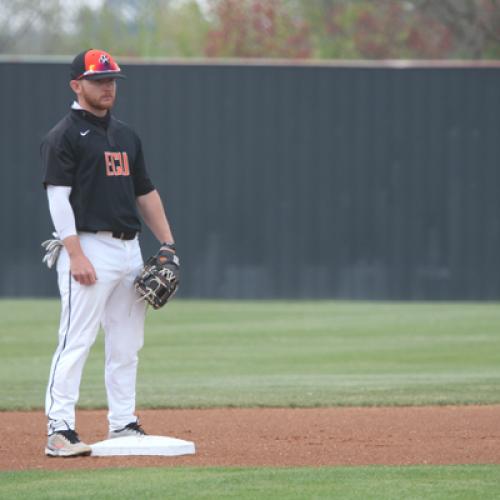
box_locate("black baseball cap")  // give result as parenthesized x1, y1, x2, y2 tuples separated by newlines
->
(70, 49, 126, 80)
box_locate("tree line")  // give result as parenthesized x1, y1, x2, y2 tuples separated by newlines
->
(1, 0, 499, 59)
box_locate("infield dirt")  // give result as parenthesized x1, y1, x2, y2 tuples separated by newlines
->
(1, 406, 499, 471)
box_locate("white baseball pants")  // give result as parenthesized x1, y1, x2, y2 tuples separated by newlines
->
(45, 232, 147, 434)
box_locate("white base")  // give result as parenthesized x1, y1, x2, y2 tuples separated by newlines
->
(90, 435, 196, 457)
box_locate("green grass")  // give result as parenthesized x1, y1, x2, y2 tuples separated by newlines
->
(1, 300, 499, 410)
(1, 465, 499, 499)
(1, 300, 498, 498)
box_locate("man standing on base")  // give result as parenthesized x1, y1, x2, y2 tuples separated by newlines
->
(41, 49, 178, 457)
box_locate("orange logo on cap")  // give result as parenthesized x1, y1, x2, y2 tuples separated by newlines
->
(81, 49, 121, 78)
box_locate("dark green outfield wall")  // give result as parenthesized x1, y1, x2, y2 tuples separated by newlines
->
(1, 60, 499, 299)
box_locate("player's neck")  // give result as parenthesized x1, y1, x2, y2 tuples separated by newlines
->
(77, 99, 109, 118)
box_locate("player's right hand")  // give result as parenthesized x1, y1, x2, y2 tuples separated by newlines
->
(70, 254, 97, 285)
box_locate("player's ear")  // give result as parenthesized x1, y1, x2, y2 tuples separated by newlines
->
(69, 79, 81, 94)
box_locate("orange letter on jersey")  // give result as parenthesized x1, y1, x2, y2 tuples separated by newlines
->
(122, 152, 130, 176)
(104, 151, 116, 176)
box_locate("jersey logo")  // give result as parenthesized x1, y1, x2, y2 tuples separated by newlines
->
(104, 151, 130, 176)
(80, 130, 90, 136)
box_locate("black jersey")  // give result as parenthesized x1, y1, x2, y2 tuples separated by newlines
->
(41, 107, 155, 234)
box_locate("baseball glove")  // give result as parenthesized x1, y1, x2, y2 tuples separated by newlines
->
(134, 243, 180, 309)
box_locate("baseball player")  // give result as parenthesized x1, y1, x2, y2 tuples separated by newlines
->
(40, 49, 178, 457)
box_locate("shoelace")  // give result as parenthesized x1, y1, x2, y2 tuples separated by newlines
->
(57, 429, 81, 444)
(125, 422, 146, 435)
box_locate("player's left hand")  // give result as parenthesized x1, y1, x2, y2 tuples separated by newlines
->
(134, 243, 180, 309)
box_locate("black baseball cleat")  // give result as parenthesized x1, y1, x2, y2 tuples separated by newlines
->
(108, 421, 147, 439)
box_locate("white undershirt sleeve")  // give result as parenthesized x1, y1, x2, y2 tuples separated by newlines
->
(46, 185, 77, 240)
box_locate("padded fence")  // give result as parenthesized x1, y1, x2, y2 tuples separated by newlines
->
(0, 59, 499, 299)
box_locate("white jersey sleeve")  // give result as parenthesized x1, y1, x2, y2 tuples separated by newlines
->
(46, 185, 77, 240)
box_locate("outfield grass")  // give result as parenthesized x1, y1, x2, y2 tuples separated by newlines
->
(0, 300, 499, 410)
(1, 465, 499, 499)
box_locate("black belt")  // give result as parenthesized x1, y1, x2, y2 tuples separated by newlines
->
(111, 231, 137, 240)
(84, 230, 137, 240)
